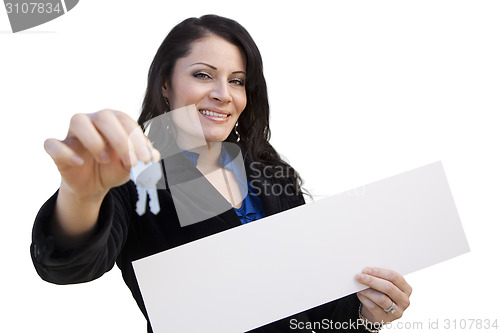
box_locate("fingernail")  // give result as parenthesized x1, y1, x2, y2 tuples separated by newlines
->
(363, 268, 372, 274)
(70, 154, 84, 166)
(355, 273, 364, 282)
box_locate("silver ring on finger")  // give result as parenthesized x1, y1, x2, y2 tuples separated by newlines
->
(384, 301, 396, 314)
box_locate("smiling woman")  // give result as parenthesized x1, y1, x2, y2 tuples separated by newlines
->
(31, 14, 411, 332)
(162, 35, 247, 143)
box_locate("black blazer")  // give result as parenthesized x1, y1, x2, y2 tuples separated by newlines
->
(31, 153, 365, 332)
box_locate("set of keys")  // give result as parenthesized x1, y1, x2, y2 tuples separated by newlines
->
(130, 160, 162, 216)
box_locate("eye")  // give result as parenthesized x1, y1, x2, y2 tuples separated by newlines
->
(193, 71, 212, 80)
(229, 78, 245, 86)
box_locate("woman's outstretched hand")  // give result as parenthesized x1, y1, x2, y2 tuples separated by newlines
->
(44, 109, 159, 199)
(43, 109, 160, 236)
(356, 267, 412, 325)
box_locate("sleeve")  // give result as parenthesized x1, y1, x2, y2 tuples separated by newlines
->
(30, 184, 133, 285)
(307, 294, 367, 332)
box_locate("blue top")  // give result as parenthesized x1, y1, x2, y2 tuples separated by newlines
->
(181, 148, 265, 224)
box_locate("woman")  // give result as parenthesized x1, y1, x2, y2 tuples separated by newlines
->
(32, 15, 411, 332)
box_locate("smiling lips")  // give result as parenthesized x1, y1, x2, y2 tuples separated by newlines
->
(198, 109, 230, 122)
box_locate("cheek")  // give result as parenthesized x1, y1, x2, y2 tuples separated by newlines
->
(170, 79, 205, 107)
(236, 91, 247, 115)
(174, 85, 195, 105)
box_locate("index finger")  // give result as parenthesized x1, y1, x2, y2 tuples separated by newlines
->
(362, 267, 412, 296)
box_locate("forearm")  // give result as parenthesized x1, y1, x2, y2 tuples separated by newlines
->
(53, 182, 108, 239)
(31, 188, 126, 284)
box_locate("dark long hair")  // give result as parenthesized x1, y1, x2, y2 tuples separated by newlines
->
(138, 14, 305, 195)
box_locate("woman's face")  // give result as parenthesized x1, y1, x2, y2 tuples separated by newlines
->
(163, 34, 247, 143)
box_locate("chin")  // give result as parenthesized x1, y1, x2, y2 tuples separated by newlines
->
(201, 133, 227, 143)
(201, 128, 233, 143)
(204, 135, 231, 143)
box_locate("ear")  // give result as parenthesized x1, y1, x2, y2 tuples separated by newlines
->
(161, 81, 170, 98)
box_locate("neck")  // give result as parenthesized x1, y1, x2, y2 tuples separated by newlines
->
(188, 141, 222, 174)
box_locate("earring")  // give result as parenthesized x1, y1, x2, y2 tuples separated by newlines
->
(234, 121, 241, 143)
(163, 97, 170, 109)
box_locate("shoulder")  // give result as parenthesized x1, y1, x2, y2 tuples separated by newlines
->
(244, 157, 305, 216)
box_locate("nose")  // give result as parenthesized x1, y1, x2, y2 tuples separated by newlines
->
(209, 80, 232, 103)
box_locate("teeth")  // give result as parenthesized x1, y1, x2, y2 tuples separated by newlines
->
(199, 110, 229, 118)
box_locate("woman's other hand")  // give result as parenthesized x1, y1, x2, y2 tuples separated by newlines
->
(356, 267, 412, 325)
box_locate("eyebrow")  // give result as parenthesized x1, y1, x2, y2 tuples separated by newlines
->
(189, 62, 246, 75)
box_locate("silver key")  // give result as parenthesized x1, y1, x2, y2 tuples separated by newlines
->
(130, 161, 162, 215)
(135, 186, 148, 216)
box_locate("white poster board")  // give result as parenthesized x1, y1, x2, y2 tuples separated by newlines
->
(133, 161, 469, 332)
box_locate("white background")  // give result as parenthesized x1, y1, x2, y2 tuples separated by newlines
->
(1, 1, 498, 332)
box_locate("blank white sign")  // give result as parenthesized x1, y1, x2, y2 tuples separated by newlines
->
(133, 161, 469, 332)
